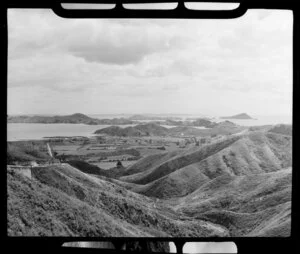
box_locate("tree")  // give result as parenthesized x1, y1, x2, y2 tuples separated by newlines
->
(116, 160, 123, 168)
(58, 153, 66, 162)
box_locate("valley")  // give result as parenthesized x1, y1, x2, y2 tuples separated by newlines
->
(7, 120, 292, 237)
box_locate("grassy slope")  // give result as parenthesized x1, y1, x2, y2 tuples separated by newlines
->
(123, 150, 183, 176)
(7, 142, 50, 164)
(122, 132, 291, 199)
(168, 123, 245, 137)
(94, 123, 169, 137)
(67, 160, 109, 176)
(7, 164, 228, 237)
(268, 124, 292, 136)
(120, 136, 241, 185)
(95, 122, 244, 137)
(7, 130, 292, 237)
(115, 131, 292, 236)
(133, 165, 210, 198)
(174, 168, 291, 236)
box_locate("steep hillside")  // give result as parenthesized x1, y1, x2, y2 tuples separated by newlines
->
(175, 168, 291, 236)
(124, 150, 183, 176)
(120, 136, 241, 185)
(7, 164, 229, 237)
(7, 142, 50, 164)
(68, 160, 127, 179)
(123, 132, 291, 199)
(134, 165, 210, 198)
(67, 160, 108, 176)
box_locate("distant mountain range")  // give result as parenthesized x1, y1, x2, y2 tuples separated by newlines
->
(221, 113, 254, 120)
(7, 113, 135, 125)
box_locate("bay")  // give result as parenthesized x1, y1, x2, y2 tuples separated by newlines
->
(7, 123, 136, 142)
(7, 114, 292, 141)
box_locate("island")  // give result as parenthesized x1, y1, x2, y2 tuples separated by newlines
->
(220, 113, 254, 120)
(94, 122, 242, 137)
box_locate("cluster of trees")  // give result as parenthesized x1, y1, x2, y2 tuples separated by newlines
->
(175, 137, 209, 147)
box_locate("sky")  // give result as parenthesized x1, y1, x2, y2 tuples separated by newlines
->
(7, 8, 293, 117)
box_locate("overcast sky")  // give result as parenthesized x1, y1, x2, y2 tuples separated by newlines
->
(7, 8, 292, 117)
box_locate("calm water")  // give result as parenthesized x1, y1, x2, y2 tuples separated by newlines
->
(7, 114, 292, 141)
(7, 123, 136, 142)
(214, 114, 292, 126)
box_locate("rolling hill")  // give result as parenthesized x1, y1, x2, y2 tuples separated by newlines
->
(163, 118, 217, 128)
(120, 136, 241, 185)
(94, 123, 169, 137)
(120, 132, 292, 236)
(117, 131, 292, 236)
(7, 142, 50, 164)
(176, 168, 291, 236)
(7, 113, 99, 124)
(7, 128, 292, 237)
(94, 122, 244, 137)
(121, 132, 291, 198)
(268, 124, 292, 136)
(7, 163, 228, 237)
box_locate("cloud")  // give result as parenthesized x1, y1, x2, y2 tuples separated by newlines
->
(8, 10, 189, 65)
(7, 9, 293, 116)
(61, 20, 187, 65)
(68, 42, 161, 65)
(162, 84, 180, 92)
(8, 51, 115, 93)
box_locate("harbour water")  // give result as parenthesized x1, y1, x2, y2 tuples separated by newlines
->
(7, 123, 135, 142)
(7, 114, 292, 142)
